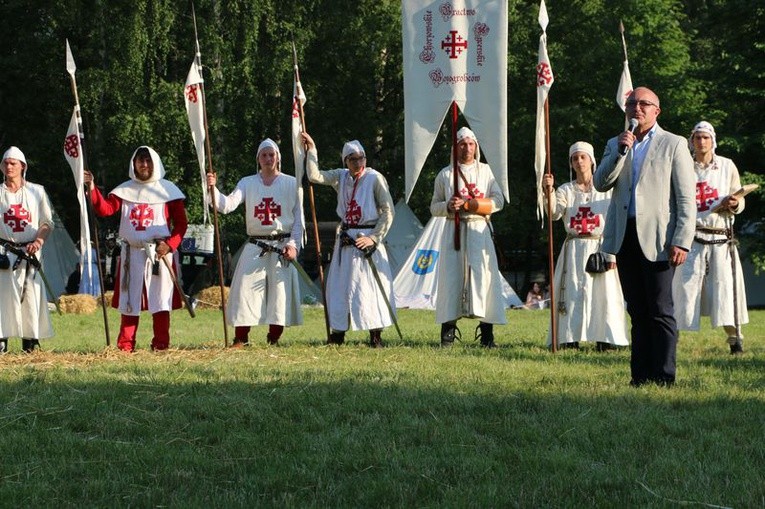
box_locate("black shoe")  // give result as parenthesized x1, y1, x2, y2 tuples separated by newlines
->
(476, 323, 496, 348)
(0, 338, 7, 354)
(328, 331, 345, 345)
(730, 342, 744, 355)
(440, 322, 460, 347)
(560, 342, 579, 350)
(369, 329, 383, 348)
(22, 339, 40, 353)
(596, 342, 615, 352)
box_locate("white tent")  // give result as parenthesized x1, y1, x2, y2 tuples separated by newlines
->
(393, 216, 523, 309)
(382, 199, 424, 276)
(40, 211, 79, 299)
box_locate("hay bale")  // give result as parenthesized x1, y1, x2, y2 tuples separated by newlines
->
(59, 294, 98, 314)
(194, 286, 230, 309)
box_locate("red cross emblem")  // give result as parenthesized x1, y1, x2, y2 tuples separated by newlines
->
(459, 183, 485, 200)
(254, 197, 282, 226)
(292, 97, 300, 119)
(345, 200, 362, 225)
(129, 204, 155, 231)
(570, 206, 600, 235)
(3, 204, 31, 232)
(441, 30, 468, 59)
(537, 62, 553, 87)
(64, 134, 80, 158)
(696, 181, 719, 212)
(185, 84, 199, 104)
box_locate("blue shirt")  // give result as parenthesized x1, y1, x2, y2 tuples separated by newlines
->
(628, 123, 658, 217)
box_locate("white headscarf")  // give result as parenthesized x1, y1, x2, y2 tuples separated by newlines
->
(112, 145, 184, 204)
(257, 138, 281, 170)
(689, 121, 717, 153)
(2, 146, 27, 176)
(568, 141, 596, 169)
(342, 140, 365, 166)
(128, 146, 165, 183)
(456, 127, 481, 163)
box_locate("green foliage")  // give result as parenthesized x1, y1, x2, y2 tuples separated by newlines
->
(0, 0, 762, 273)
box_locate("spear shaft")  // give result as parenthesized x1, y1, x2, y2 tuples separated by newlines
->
(292, 42, 331, 343)
(66, 39, 111, 347)
(192, 5, 230, 347)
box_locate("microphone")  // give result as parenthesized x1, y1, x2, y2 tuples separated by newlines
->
(619, 118, 639, 156)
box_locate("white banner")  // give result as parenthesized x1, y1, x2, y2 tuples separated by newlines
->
(534, 0, 553, 221)
(63, 107, 93, 284)
(185, 60, 209, 224)
(402, 0, 508, 202)
(616, 59, 633, 112)
(291, 76, 307, 205)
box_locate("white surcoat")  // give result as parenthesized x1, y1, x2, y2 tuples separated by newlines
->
(211, 173, 304, 327)
(673, 156, 748, 329)
(546, 182, 628, 346)
(430, 162, 506, 324)
(0, 181, 54, 339)
(306, 152, 396, 332)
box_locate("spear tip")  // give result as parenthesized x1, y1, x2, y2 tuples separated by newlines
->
(619, 20, 625, 34)
(66, 39, 76, 75)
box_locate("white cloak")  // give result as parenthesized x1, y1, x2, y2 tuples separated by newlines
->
(0, 181, 54, 339)
(545, 182, 628, 346)
(211, 173, 304, 327)
(430, 162, 506, 324)
(673, 156, 749, 329)
(306, 151, 396, 331)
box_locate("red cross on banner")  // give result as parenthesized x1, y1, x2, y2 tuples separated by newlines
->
(570, 206, 600, 235)
(4, 204, 31, 232)
(344, 200, 362, 225)
(129, 204, 155, 231)
(254, 197, 282, 226)
(64, 134, 80, 158)
(696, 181, 719, 212)
(441, 30, 468, 59)
(185, 84, 199, 104)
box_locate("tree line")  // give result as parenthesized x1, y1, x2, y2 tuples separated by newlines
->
(1, 0, 762, 275)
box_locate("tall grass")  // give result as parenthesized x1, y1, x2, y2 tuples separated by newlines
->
(1, 307, 763, 507)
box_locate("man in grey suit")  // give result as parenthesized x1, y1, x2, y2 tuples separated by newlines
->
(594, 87, 696, 386)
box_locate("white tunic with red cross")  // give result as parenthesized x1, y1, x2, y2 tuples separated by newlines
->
(546, 182, 628, 346)
(430, 161, 506, 325)
(673, 155, 748, 330)
(0, 181, 55, 339)
(211, 173, 304, 327)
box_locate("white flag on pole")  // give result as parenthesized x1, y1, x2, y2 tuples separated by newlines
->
(534, 0, 554, 221)
(185, 60, 209, 224)
(63, 107, 93, 284)
(616, 59, 633, 112)
(402, 0, 508, 202)
(291, 76, 307, 204)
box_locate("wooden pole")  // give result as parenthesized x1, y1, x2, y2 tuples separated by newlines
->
(451, 101, 460, 251)
(66, 40, 111, 347)
(544, 98, 557, 352)
(292, 42, 331, 342)
(193, 6, 230, 347)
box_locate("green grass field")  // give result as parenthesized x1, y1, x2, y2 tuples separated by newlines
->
(1, 306, 763, 507)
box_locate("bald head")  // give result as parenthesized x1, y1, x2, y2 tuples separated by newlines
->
(626, 86, 661, 132)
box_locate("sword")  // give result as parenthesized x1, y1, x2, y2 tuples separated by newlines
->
(343, 233, 402, 340)
(1, 241, 62, 315)
(725, 214, 741, 343)
(251, 239, 317, 292)
(144, 241, 195, 318)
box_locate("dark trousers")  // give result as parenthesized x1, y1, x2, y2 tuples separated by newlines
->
(617, 219, 678, 384)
